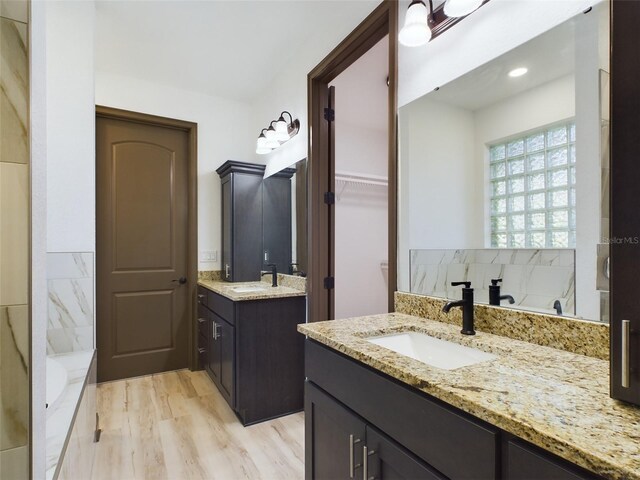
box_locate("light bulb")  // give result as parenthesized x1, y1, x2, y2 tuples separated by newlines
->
(256, 134, 270, 154)
(399, 1, 431, 47)
(275, 117, 290, 142)
(444, 0, 483, 18)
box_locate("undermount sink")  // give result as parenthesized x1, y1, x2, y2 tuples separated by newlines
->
(230, 286, 269, 293)
(367, 331, 497, 370)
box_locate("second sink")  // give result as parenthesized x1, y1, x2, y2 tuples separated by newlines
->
(230, 286, 269, 293)
(367, 331, 497, 370)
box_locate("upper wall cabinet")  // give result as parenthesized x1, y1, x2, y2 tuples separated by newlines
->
(216, 161, 294, 282)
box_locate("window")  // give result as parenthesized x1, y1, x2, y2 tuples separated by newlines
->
(489, 122, 576, 248)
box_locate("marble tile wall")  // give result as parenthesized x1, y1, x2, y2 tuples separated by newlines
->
(47, 253, 95, 355)
(410, 249, 575, 316)
(51, 352, 96, 480)
(0, 2, 30, 477)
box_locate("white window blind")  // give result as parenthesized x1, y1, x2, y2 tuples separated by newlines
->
(489, 122, 576, 248)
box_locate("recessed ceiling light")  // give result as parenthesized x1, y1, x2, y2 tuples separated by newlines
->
(508, 67, 528, 78)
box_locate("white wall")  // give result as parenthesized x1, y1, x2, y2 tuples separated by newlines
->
(95, 72, 255, 271)
(398, 97, 477, 291)
(333, 122, 388, 318)
(30, 1, 48, 477)
(46, 1, 96, 253)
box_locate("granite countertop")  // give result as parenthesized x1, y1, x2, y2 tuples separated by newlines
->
(198, 279, 306, 301)
(298, 313, 640, 480)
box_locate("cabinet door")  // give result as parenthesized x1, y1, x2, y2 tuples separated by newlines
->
(231, 173, 263, 281)
(364, 426, 446, 480)
(506, 441, 597, 480)
(221, 177, 233, 281)
(206, 315, 221, 384)
(305, 382, 366, 480)
(611, 0, 640, 406)
(218, 318, 235, 407)
(263, 175, 292, 273)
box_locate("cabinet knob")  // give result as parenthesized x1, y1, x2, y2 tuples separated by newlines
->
(198, 347, 205, 354)
(198, 317, 205, 324)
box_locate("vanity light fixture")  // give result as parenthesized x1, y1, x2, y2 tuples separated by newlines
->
(255, 112, 300, 155)
(399, 0, 490, 47)
(508, 67, 528, 78)
(399, 0, 432, 47)
(443, 0, 483, 18)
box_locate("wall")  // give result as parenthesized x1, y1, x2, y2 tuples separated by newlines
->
(398, 97, 477, 290)
(251, 4, 378, 178)
(333, 123, 389, 318)
(46, 1, 96, 253)
(41, 2, 98, 478)
(95, 72, 255, 271)
(30, 0, 48, 476)
(0, 0, 30, 476)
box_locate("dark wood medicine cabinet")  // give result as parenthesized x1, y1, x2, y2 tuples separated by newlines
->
(304, 0, 640, 407)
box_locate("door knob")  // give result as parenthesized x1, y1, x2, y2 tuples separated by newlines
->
(172, 277, 187, 285)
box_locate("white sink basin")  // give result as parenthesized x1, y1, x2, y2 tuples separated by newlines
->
(230, 286, 269, 293)
(367, 331, 497, 370)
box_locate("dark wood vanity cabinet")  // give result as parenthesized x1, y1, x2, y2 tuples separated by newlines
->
(216, 160, 294, 282)
(305, 340, 601, 480)
(306, 382, 444, 480)
(610, 0, 640, 407)
(197, 285, 305, 425)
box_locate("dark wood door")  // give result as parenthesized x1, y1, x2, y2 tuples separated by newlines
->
(231, 172, 263, 281)
(96, 115, 190, 382)
(365, 427, 445, 480)
(305, 381, 366, 480)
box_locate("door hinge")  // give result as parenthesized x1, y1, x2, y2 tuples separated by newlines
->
(324, 107, 335, 122)
(324, 191, 335, 205)
(324, 276, 335, 289)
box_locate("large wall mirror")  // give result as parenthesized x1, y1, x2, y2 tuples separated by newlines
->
(398, 1, 610, 322)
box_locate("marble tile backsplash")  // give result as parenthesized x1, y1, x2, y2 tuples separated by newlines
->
(410, 249, 575, 315)
(47, 253, 95, 355)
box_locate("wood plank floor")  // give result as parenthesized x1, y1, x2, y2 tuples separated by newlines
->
(92, 370, 304, 480)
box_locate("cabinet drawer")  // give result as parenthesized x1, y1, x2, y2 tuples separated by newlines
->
(208, 290, 234, 324)
(197, 305, 209, 337)
(197, 286, 208, 307)
(306, 340, 499, 480)
(506, 440, 599, 480)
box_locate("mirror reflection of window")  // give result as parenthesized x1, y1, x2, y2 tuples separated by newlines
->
(489, 121, 576, 249)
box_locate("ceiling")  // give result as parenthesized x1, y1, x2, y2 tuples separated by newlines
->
(95, 0, 378, 104)
(421, 14, 579, 111)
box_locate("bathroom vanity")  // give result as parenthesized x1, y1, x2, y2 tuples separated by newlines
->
(198, 279, 305, 425)
(299, 312, 640, 480)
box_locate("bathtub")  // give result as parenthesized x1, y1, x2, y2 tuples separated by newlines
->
(46, 357, 68, 417)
